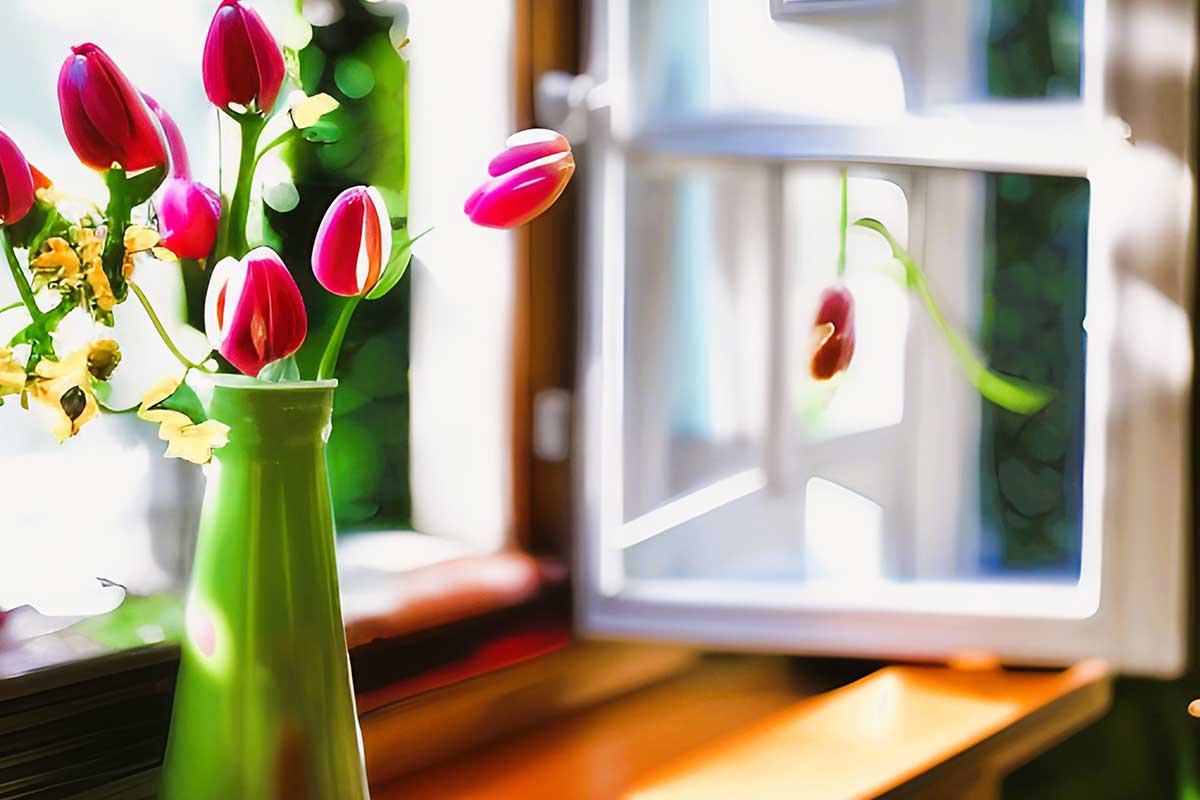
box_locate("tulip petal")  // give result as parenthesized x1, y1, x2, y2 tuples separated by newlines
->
(204, 5, 257, 109)
(58, 44, 167, 173)
(204, 1, 285, 114)
(487, 129, 570, 177)
(155, 178, 222, 260)
(465, 151, 575, 229)
(214, 248, 307, 376)
(0, 131, 34, 224)
(312, 186, 391, 296)
(205, 257, 244, 349)
(242, 5, 286, 113)
(143, 94, 191, 180)
(809, 286, 856, 381)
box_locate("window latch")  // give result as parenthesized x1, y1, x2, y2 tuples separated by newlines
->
(535, 71, 603, 145)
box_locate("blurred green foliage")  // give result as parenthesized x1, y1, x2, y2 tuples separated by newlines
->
(270, 1, 412, 530)
(979, 174, 1087, 574)
(987, 0, 1083, 98)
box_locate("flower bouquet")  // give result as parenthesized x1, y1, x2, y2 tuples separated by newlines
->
(0, 1, 574, 797)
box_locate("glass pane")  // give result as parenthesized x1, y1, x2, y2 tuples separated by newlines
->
(616, 164, 1089, 590)
(986, 0, 1084, 99)
(622, 162, 770, 524)
(624, 0, 1085, 127)
(979, 173, 1089, 575)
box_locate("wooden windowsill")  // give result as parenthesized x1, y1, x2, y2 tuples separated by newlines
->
(374, 656, 1111, 799)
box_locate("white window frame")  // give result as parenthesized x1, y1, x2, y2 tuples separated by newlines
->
(575, 0, 1195, 675)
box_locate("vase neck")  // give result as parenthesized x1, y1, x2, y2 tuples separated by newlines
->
(207, 383, 334, 452)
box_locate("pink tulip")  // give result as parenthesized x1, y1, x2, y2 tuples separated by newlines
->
(205, 247, 307, 377)
(464, 129, 575, 229)
(57, 44, 167, 173)
(311, 186, 392, 297)
(143, 95, 221, 260)
(154, 178, 222, 260)
(203, 0, 286, 115)
(0, 131, 34, 224)
(810, 286, 856, 381)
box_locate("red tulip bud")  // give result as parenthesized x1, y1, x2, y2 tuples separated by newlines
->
(810, 286, 856, 381)
(0, 131, 34, 224)
(203, 0, 286, 115)
(464, 129, 575, 228)
(57, 44, 167, 173)
(142, 95, 221, 259)
(312, 186, 392, 297)
(205, 247, 307, 376)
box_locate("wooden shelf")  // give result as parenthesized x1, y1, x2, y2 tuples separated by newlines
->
(374, 656, 1110, 799)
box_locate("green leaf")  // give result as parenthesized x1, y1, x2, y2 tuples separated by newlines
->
(151, 380, 209, 426)
(853, 217, 1055, 415)
(124, 164, 168, 207)
(282, 46, 303, 86)
(257, 355, 301, 383)
(301, 119, 342, 144)
(366, 227, 430, 300)
(6, 200, 68, 250)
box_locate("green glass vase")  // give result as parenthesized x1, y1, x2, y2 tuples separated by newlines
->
(160, 376, 369, 799)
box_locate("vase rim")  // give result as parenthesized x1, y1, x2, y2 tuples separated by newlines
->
(191, 373, 339, 391)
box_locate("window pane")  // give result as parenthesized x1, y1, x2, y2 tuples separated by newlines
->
(622, 163, 770, 524)
(615, 164, 1089, 593)
(624, 0, 1085, 127)
(979, 173, 1089, 575)
(986, 0, 1084, 99)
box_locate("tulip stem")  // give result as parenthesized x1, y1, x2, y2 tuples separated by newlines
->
(102, 168, 132, 303)
(127, 278, 215, 373)
(0, 300, 22, 315)
(317, 295, 362, 381)
(853, 217, 1054, 414)
(837, 168, 848, 278)
(221, 115, 267, 260)
(0, 227, 40, 323)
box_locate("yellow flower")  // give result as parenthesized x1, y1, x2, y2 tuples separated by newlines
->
(0, 347, 26, 397)
(289, 92, 339, 129)
(137, 376, 230, 465)
(122, 225, 174, 278)
(86, 259, 116, 312)
(31, 237, 82, 287)
(163, 420, 231, 464)
(28, 340, 120, 441)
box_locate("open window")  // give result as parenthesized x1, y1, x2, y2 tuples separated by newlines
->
(575, 0, 1195, 675)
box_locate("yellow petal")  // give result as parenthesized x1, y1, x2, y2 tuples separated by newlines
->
(151, 247, 179, 263)
(138, 375, 182, 417)
(0, 348, 26, 396)
(163, 419, 231, 465)
(87, 260, 116, 312)
(151, 409, 193, 438)
(124, 224, 161, 253)
(31, 238, 80, 271)
(290, 92, 339, 129)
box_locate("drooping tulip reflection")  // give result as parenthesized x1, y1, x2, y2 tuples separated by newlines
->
(203, 0, 286, 115)
(0, 131, 34, 224)
(205, 247, 307, 377)
(57, 44, 167, 173)
(144, 95, 221, 260)
(810, 285, 856, 381)
(465, 129, 575, 229)
(312, 186, 392, 297)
